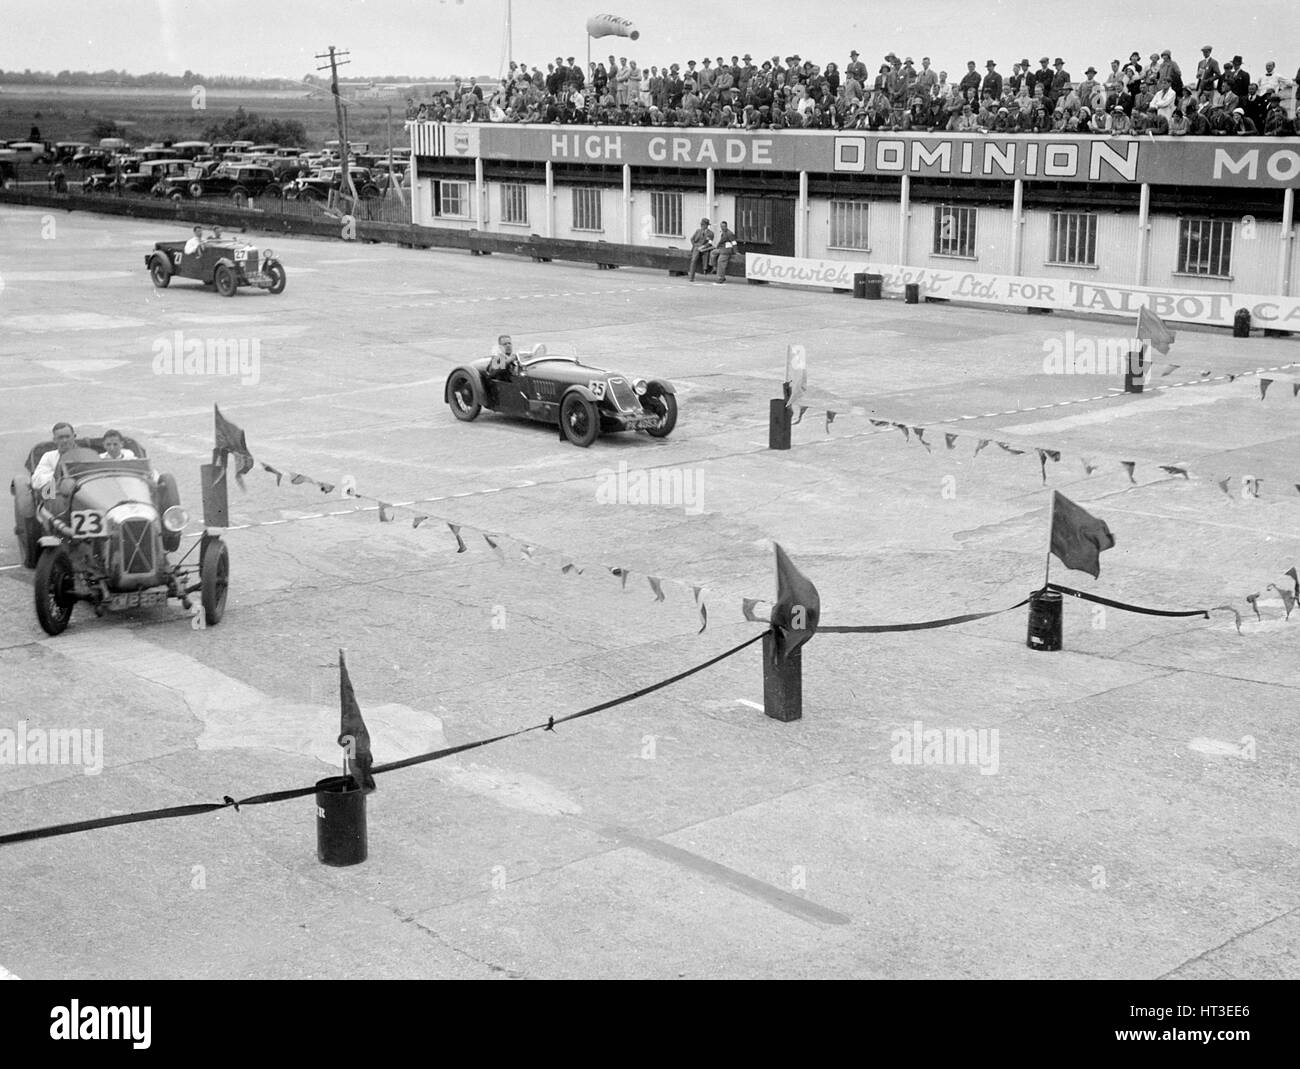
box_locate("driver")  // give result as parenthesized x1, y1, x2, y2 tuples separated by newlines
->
(487, 334, 521, 379)
(184, 225, 205, 255)
(30, 421, 78, 498)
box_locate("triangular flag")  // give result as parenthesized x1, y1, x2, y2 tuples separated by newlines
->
(647, 576, 665, 602)
(974, 439, 990, 457)
(868, 419, 891, 429)
(1260, 378, 1273, 400)
(520, 544, 536, 561)
(1285, 566, 1299, 602)
(1159, 363, 1180, 377)
(1246, 593, 1261, 620)
(318, 482, 335, 494)
(483, 533, 505, 560)
(997, 442, 1025, 456)
(741, 597, 765, 622)
(1120, 461, 1136, 483)
(896, 423, 910, 442)
(290, 472, 310, 485)
(1218, 478, 1233, 498)
(448, 522, 467, 553)
(914, 428, 931, 452)
(1136, 305, 1175, 356)
(1036, 448, 1059, 484)
(1082, 457, 1099, 476)
(785, 344, 807, 410)
(261, 462, 284, 486)
(338, 650, 375, 792)
(610, 566, 630, 589)
(412, 514, 429, 528)
(792, 405, 809, 425)
(944, 433, 958, 450)
(213, 404, 255, 489)
(771, 543, 820, 662)
(825, 410, 837, 433)
(1268, 584, 1295, 620)
(1159, 465, 1188, 478)
(692, 584, 704, 604)
(1293, 383, 1300, 398)
(378, 502, 394, 523)
(697, 601, 708, 634)
(1050, 491, 1116, 579)
(1212, 605, 1243, 634)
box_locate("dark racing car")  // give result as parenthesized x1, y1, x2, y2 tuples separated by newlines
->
(444, 345, 677, 447)
(11, 436, 229, 636)
(145, 228, 286, 296)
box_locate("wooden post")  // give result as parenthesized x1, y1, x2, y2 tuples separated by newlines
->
(200, 463, 229, 528)
(769, 381, 792, 450)
(762, 632, 802, 721)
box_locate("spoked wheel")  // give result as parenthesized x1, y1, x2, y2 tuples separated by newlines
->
(214, 263, 237, 297)
(560, 392, 600, 447)
(265, 261, 287, 295)
(200, 538, 229, 625)
(642, 390, 678, 438)
(34, 547, 76, 636)
(149, 255, 171, 288)
(447, 370, 481, 421)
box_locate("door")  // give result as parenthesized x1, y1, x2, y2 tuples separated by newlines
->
(735, 196, 796, 257)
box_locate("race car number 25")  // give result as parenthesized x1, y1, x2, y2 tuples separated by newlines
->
(69, 510, 105, 537)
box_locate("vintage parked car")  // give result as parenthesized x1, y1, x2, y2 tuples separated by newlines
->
(286, 165, 382, 201)
(160, 161, 282, 205)
(444, 345, 678, 447)
(145, 228, 287, 296)
(10, 436, 229, 636)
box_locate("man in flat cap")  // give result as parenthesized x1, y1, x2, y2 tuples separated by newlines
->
(1196, 45, 1220, 99)
(1051, 57, 1071, 98)
(1033, 56, 1054, 98)
(1079, 66, 1101, 112)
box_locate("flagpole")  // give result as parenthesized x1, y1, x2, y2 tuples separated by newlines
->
(1044, 491, 1055, 590)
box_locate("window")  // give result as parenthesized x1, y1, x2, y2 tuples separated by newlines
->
(829, 200, 870, 251)
(735, 197, 772, 244)
(1048, 212, 1097, 266)
(933, 204, 977, 258)
(572, 187, 603, 231)
(501, 182, 528, 225)
(649, 191, 683, 238)
(1178, 218, 1232, 278)
(437, 180, 470, 219)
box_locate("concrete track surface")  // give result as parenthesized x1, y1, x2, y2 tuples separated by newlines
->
(0, 205, 1297, 980)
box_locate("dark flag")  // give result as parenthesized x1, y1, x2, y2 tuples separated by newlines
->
(1050, 492, 1116, 580)
(338, 650, 375, 791)
(213, 404, 254, 487)
(771, 542, 821, 661)
(1136, 305, 1175, 356)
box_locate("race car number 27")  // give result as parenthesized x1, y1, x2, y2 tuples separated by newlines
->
(69, 510, 105, 537)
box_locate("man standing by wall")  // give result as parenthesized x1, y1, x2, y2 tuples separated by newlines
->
(687, 218, 714, 282)
(710, 222, 738, 283)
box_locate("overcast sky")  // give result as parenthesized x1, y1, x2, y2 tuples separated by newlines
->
(3, 1, 1298, 81)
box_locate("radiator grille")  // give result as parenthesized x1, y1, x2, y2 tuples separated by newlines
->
(119, 518, 155, 575)
(607, 377, 638, 411)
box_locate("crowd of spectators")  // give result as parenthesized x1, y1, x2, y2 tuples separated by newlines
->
(405, 47, 1297, 136)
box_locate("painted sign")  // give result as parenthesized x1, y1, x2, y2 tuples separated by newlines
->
(746, 253, 1300, 329)
(407, 122, 1300, 189)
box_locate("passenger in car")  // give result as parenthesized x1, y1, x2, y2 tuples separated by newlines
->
(99, 429, 137, 460)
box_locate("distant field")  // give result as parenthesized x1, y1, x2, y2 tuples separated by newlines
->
(0, 84, 411, 151)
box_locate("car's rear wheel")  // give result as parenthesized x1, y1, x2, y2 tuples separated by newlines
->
(149, 254, 171, 288)
(214, 264, 237, 297)
(560, 392, 600, 447)
(35, 547, 76, 636)
(642, 389, 678, 438)
(265, 261, 286, 295)
(170, 190, 185, 203)
(447, 370, 481, 421)
(156, 473, 182, 551)
(188, 182, 204, 199)
(200, 538, 229, 625)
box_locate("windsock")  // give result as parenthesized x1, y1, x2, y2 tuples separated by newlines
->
(586, 13, 639, 39)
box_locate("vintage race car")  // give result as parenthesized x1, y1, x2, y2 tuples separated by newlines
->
(145, 229, 286, 296)
(444, 346, 677, 447)
(11, 437, 229, 636)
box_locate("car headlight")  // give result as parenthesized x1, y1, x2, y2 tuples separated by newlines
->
(261, 248, 273, 260)
(633, 378, 648, 395)
(162, 505, 189, 533)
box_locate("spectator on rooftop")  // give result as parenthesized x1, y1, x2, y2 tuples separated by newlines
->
(1230, 56, 1250, 99)
(958, 60, 981, 99)
(1196, 46, 1220, 99)
(1264, 97, 1294, 135)
(1109, 104, 1133, 135)
(1150, 77, 1177, 122)
(1167, 105, 1190, 135)
(981, 60, 1002, 101)
(1078, 67, 1102, 112)
(1230, 106, 1258, 135)
(1157, 50, 1183, 95)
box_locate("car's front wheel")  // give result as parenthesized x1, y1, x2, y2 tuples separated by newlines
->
(35, 547, 76, 635)
(214, 263, 237, 297)
(560, 392, 600, 447)
(447, 370, 481, 421)
(188, 182, 205, 199)
(170, 190, 185, 203)
(149, 254, 171, 289)
(200, 538, 229, 625)
(642, 388, 678, 438)
(265, 261, 286, 295)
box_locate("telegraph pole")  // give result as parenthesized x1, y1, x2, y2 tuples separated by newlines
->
(316, 45, 356, 209)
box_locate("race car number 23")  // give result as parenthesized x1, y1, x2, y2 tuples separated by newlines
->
(69, 510, 105, 537)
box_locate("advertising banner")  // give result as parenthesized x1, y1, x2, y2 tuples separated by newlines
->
(745, 253, 1300, 329)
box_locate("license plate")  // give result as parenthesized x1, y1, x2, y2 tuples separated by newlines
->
(108, 589, 168, 611)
